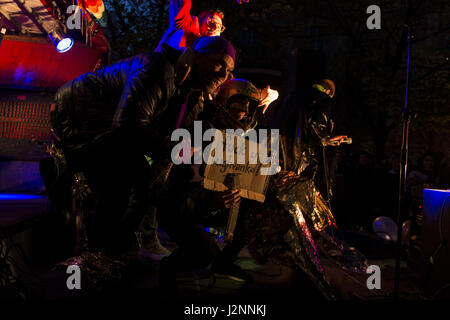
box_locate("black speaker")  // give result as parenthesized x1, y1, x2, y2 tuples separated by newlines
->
(422, 188, 450, 296)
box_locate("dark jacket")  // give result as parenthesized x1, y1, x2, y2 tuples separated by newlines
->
(51, 46, 181, 161)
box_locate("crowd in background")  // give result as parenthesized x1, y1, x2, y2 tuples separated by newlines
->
(330, 150, 449, 233)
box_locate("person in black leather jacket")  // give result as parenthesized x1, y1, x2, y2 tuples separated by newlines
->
(49, 37, 235, 256)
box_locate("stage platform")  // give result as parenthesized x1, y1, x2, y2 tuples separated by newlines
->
(0, 193, 48, 238)
(14, 230, 425, 302)
(0, 194, 428, 301)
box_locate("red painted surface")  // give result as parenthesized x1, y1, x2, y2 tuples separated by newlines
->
(0, 38, 104, 90)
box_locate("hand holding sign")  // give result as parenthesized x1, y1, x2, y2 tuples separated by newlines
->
(221, 189, 241, 208)
(222, 173, 242, 242)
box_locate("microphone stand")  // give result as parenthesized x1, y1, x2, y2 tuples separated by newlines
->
(393, 24, 413, 300)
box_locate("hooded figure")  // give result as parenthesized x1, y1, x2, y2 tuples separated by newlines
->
(240, 80, 367, 299)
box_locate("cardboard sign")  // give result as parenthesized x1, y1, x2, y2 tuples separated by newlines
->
(203, 131, 272, 203)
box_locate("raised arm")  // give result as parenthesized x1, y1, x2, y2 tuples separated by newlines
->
(170, 0, 196, 30)
(171, 0, 252, 29)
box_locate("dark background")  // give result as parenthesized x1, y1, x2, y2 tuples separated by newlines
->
(102, 0, 450, 174)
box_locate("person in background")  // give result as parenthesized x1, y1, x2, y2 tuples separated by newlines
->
(156, 0, 250, 52)
(156, 0, 276, 113)
(407, 153, 442, 187)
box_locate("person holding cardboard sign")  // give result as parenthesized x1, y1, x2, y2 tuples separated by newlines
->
(157, 79, 272, 289)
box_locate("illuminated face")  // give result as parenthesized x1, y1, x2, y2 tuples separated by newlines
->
(199, 14, 224, 37)
(193, 53, 234, 94)
(228, 96, 250, 121)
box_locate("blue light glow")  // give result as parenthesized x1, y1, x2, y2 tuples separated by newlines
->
(423, 189, 450, 217)
(56, 38, 73, 53)
(0, 194, 46, 200)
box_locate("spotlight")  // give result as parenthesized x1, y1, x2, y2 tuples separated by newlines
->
(48, 29, 73, 53)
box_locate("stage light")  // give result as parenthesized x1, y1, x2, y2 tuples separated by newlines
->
(48, 29, 73, 53)
(56, 38, 73, 53)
